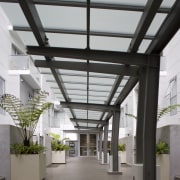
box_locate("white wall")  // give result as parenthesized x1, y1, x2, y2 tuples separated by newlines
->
(157, 30, 180, 127)
(0, 7, 15, 125)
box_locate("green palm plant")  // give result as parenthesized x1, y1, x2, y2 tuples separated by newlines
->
(156, 140, 169, 155)
(0, 91, 52, 147)
(126, 104, 180, 121)
(49, 132, 69, 151)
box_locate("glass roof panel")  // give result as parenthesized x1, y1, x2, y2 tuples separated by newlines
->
(47, 33, 86, 48)
(146, 13, 167, 36)
(65, 83, 86, 89)
(89, 96, 107, 101)
(36, 5, 86, 30)
(66, 89, 87, 96)
(89, 91, 109, 97)
(16, 31, 38, 46)
(90, 36, 131, 51)
(71, 99, 87, 103)
(160, 0, 176, 8)
(0, 3, 29, 26)
(89, 84, 112, 91)
(89, 77, 115, 85)
(89, 72, 117, 78)
(138, 39, 152, 53)
(91, 0, 148, 6)
(89, 100, 106, 104)
(60, 69, 87, 75)
(91, 9, 142, 33)
(87, 124, 97, 128)
(78, 123, 88, 127)
(61, 75, 87, 83)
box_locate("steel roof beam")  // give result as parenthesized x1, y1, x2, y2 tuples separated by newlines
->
(74, 126, 99, 130)
(35, 60, 139, 76)
(146, 0, 180, 54)
(114, 77, 138, 105)
(13, 26, 154, 40)
(128, 0, 163, 52)
(61, 102, 119, 112)
(18, 0, 76, 121)
(71, 118, 107, 125)
(28, 46, 160, 67)
(0, 0, 170, 13)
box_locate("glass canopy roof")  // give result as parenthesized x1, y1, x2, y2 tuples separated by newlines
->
(0, 0, 178, 130)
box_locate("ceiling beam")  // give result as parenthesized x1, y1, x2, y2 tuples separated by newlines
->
(0, 0, 170, 13)
(47, 80, 118, 87)
(114, 77, 138, 105)
(34, 60, 139, 76)
(74, 126, 99, 130)
(71, 118, 107, 125)
(18, 0, 47, 47)
(146, 0, 180, 54)
(128, 0, 163, 52)
(18, 0, 77, 121)
(13, 26, 154, 40)
(61, 102, 119, 112)
(28, 46, 160, 67)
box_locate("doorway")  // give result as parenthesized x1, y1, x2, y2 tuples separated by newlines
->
(80, 134, 97, 156)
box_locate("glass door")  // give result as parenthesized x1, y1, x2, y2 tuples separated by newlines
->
(80, 134, 97, 156)
(89, 134, 96, 156)
(80, 134, 88, 156)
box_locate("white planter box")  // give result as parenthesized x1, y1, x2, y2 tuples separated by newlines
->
(11, 153, 46, 180)
(156, 154, 170, 180)
(132, 164, 160, 180)
(52, 150, 66, 164)
(118, 151, 126, 163)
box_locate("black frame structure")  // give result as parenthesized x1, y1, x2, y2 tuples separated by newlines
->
(1, 0, 180, 179)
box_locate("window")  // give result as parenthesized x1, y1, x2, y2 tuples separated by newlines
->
(0, 77, 5, 114)
(170, 76, 177, 115)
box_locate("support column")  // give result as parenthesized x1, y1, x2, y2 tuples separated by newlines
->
(136, 67, 146, 163)
(103, 121, 109, 164)
(143, 57, 160, 180)
(99, 132, 103, 160)
(110, 108, 121, 173)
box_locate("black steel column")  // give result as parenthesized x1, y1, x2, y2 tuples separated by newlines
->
(111, 108, 120, 172)
(99, 132, 103, 160)
(136, 67, 147, 163)
(103, 121, 109, 163)
(143, 56, 160, 180)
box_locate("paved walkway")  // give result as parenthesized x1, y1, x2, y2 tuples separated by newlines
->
(46, 157, 133, 180)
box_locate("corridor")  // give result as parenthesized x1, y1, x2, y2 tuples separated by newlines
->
(46, 157, 132, 180)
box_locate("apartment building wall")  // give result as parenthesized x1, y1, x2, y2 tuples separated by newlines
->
(157, 30, 180, 127)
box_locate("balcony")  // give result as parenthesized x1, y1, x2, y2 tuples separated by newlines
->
(9, 55, 40, 89)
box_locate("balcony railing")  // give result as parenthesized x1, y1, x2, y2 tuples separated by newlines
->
(9, 55, 40, 88)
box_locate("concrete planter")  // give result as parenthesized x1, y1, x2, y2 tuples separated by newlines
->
(118, 151, 126, 164)
(52, 150, 66, 164)
(132, 164, 160, 180)
(156, 154, 170, 180)
(11, 153, 46, 180)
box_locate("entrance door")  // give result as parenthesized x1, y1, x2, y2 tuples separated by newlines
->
(80, 134, 97, 156)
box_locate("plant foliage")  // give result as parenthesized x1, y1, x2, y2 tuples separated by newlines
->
(156, 140, 169, 155)
(11, 143, 45, 154)
(0, 91, 52, 147)
(49, 132, 69, 151)
(118, 144, 126, 151)
(126, 104, 180, 121)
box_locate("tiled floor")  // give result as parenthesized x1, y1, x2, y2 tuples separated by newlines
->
(46, 157, 133, 180)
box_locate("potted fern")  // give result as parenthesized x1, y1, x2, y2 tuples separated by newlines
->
(118, 144, 126, 164)
(49, 132, 69, 164)
(156, 140, 170, 180)
(0, 91, 52, 180)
